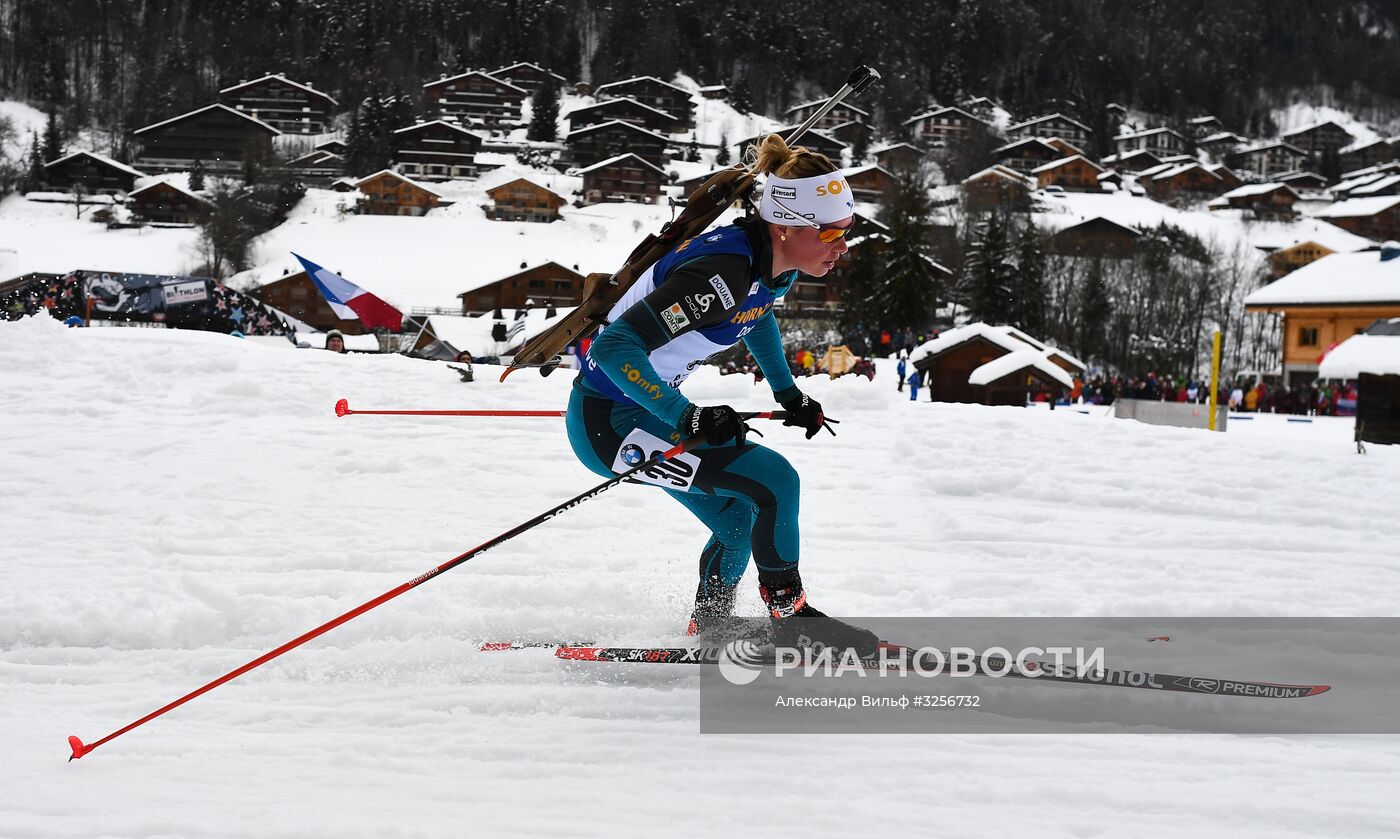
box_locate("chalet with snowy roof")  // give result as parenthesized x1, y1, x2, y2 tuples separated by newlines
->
(250, 269, 370, 334)
(1204, 163, 1244, 191)
(458, 261, 586, 313)
(485, 178, 568, 222)
(316, 139, 348, 155)
(423, 71, 528, 126)
(872, 142, 924, 172)
(1032, 155, 1104, 192)
(1331, 165, 1400, 198)
(1318, 316, 1400, 445)
(1267, 240, 1338, 280)
(1281, 121, 1356, 159)
(1229, 141, 1310, 179)
(735, 127, 847, 162)
(787, 98, 871, 132)
(1341, 137, 1400, 172)
(489, 62, 567, 95)
(566, 120, 670, 167)
(901, 106, 989, 149)
(1114, 127, 1187, 159)
(1101, 149, 1162, 173)
(843, 164, 898, 201)
(565, 98, 679, 135)
(579, 153, 664, 205)
(1278, 171, 1328, 191)
(285, 149, 343, 182)
(129, 180, 210, 225)
(592, 76, 694, 128)
(1212, 183, 1301, 219)
(132, 104, 280, 173)
(1050, 217, 1142, 258)
(43, 150, 144, 195)
(962, 165, 1035, 211)
(910, 322, 1081, 406)
(354, 170, 444, 216)
(1313, 196, 1400, 241)
(390, 120, 484, 181)
(1198, 131, 1245, 158)
(1005, 113, 1093, 146)
(1146, 162, 1225, 202)
(1349, 174, 1400, 198)
(1188, 116, 1224, 138)
(961, 96, 1004, 118)
(218, 74, 338, 134)
(991, 137, 1064, 173)
(1245, 245, 1400, 386)
(698, 84, 729, 100)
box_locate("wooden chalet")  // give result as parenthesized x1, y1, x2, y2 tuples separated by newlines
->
(960, 96, 1004, 119)
(1188, 115, 1224, 138)
(901, 106, 990, 150)
(1313, 196, 1400, 241)
(592, 76, 694, 128)
(1244, 247, 1400, 386)
(1214, 183, 1301, 219)
(698, 84, 729, 100)
(1050, 217, 1142, 258)
(735, 126, 846, 162)
(1278, 171, 1329, 191)
(1032, 155, 1105, 192)
(1281, 121, 1356, 159)
(962, 165, 1035, 211)
(354, 170, 444, 216)
(423, 71, 528, 126)
(843, 164, 898, 201)
(565, 98, 679, 135)
(1145, 162, 1225, 202)
(489, 62, 567, 95)
(485, 178, 568, 222)
(1266, 240, 1336, 280)
(316, 139, 348, 155)
(1351, 174, 1400, 198)
(567, 120, 670, 167)
(43, 150, 143, 195)
(1229, 142, 1310, 179)
(1101, 149, 1163, 173)
(992, 138, 1064, 173)
(911, 322, 1078, 405)
(1205, 163, 1244, 191)
(285, 148, 343, 182)
(458, 261, 586, 312)
(786, 98, 871, 133)
(1341, 137, 1400, 172)
(391, 120, 484, 180)
(251, 269, 367, 334)
(1198, 131, 1245, 159)
(1113, 127, 1187, 158)
(218, 73, 338, 134)
(1005, 113, 1093, 146)
(133, 104, 280, 173)
(129, 180, 210, 225)
(578, 153, 664, 204)
(872, 142, 925, 173)
(825, 121, 870, 146)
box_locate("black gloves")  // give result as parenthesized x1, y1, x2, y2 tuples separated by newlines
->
(781, 391, 838, 439)
(679, 404, 749, 447)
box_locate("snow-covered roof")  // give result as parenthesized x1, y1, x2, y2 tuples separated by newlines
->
(354, 169, 443, 197)
(485, 177, 567, 200)
(491, 62, 567, 83)
(843, 163, 895, 179)
(1235, 140, 1308, 157)
(218, 73, 338, 106)
(565, 97, 677, 122)
(1199, 131, 1244, 144)
(870, 141, 924, 157)
(129, 179, 208, 203)
(963, 164, 1034, 186)
(996, 325, 1087, 371)
(1152, 162, 1218, 182)
(991, 137, 1059, 155)
(901, 105, 985, 126)
(910, 323, 1078, 372)
(594, 75, 691, 96)
(1188, 116, 1222, 126)
(1313, 196, 1400, 219)
(1282, 120, 1354, 140)
(421, 307, 578, 357)
(1032, 155, 1104, 175)
(787, 98, 871, 118)
(968, 348, 1075, 388)
(1318, 322, 1400, 378)
(1244, 250, 1400, 307)
(133, 103, 281, 136)
(1102, 149, 1161, 164)
(1352, 175, 1400, 197)
(392, 120, 485, 139)
(422, 70, 527, 95)
(565, 120, 672, 143)
(1007, 113, 1092, 133)
(43, 149, 145, 178)
(575, 153, 666, 176)
(1115, 126, 1185, 141)
(1221, 183, 1301, 200)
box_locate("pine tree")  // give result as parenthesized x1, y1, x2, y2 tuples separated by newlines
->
(1012, 224, 1047, 333)
(730, 73, 754, 115)
(190, 159, 206, 192)
(25, 133, 45, 191)
(959, 212, 1016, 324)
(1078, 257, 1112, 362)
(716, 132, 731, 166)
(527, 76, 560, 142)
(42, 111, 63, 163)
(876, 165, 939, 330)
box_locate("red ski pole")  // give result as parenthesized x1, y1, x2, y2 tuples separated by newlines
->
(67, 434, 707, 762)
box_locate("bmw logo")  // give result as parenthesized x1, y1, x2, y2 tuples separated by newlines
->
(620, 444, 645, 465)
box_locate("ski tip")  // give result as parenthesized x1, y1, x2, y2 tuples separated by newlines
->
(67, 735, 90, 762)
(334, 398, 350, 417)
(498, 367, 518, 383)
(1308, 685, 1332, 696)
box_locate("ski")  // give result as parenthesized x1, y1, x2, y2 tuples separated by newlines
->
(550, 643, 1331, 700)
(478, 641, 589, 652)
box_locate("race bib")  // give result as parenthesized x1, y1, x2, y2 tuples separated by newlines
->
(611, 428, 701, 491)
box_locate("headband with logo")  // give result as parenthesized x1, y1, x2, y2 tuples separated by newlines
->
(758, 171, 854, 227)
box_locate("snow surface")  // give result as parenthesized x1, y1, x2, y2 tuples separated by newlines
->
(1319, 330, 1400, 377)
(4, 314, 1399, 836)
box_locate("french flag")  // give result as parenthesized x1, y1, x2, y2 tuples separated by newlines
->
(293, 253, 404, 332)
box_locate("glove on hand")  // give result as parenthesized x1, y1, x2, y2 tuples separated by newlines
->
(781, 391, 838, 439)
(679, 404, 748, 447)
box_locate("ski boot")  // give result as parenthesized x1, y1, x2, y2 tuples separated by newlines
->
(759, 570, 879, 657)
(686, 575, 766, 644)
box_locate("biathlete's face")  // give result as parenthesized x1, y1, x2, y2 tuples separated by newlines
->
(775, 216, 853, 277)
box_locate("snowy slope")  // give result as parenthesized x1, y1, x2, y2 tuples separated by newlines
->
(0, 192, 204, 278)
(3, 315, 1399, 837)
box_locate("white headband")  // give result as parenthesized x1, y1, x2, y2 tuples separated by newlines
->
(758, 171, 855, 227)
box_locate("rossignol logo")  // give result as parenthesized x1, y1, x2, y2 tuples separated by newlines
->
(707, 274, 736, 309)
(620, 362, 664, 400)
(544, 482, 616, 519)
